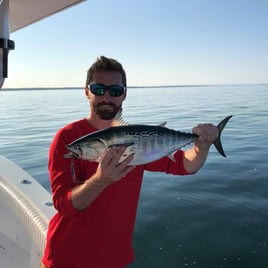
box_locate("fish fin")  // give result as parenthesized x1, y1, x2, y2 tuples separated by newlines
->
(167, 151, 177, 162)
(159, 121, 167, 127)
(213, 115, 233, 157)
(64, 152, 78, 159)
(108, 142, 135, 148)
(113, 108, 128, 126)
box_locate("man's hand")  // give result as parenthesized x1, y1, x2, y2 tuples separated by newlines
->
(72, 146, 136, 211)
(192, 123, 219, 151)
(95, 146, 136, 186)
(183, 123, 219, 174)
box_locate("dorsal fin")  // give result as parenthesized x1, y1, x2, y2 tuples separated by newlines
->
(159, 121, 167, 127)
(113, 108, 128, 126)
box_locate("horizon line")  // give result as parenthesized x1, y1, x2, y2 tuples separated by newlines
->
(2, 82, 268, 91)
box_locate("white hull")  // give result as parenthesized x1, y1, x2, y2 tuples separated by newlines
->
(0, 155, 55, 268)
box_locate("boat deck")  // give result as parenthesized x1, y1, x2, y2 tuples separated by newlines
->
(0, 232, 29, 268)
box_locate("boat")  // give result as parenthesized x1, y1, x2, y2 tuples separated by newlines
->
(0, 1, 87, 267)
(0, 156, 55, 267)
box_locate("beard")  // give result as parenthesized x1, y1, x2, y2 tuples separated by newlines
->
(93, 102, 122, 120)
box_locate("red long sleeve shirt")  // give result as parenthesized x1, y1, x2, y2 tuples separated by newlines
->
(42, 118, 190, 268)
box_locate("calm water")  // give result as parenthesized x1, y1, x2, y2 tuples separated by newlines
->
(1, 85, 268, 268)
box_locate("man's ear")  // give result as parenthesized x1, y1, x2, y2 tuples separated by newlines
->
(85, 88, 90, 99)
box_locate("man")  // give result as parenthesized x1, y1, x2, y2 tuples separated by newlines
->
(41, 56, 218, 268)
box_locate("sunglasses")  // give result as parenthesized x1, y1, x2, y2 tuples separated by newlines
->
(89, 84, 125, 97)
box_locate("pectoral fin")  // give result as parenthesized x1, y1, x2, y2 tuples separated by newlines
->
(167, 151, 177, 162)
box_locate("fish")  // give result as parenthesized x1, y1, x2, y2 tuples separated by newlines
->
(64, 115, 233, 166)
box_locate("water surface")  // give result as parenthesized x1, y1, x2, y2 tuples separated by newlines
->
(1, 85, 268, 268)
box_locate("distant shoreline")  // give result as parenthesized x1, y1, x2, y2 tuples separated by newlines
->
(2, 83, 268, 91)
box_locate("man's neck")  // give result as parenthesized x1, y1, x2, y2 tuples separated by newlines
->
(86, 114, 116, 130)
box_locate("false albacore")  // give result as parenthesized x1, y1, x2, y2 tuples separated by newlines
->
(64, 115, 232, 166)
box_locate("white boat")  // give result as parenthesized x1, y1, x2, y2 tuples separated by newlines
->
(0, 155, 55, 267)
(0, 1, 86, 267)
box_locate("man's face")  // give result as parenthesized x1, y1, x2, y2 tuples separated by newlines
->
(85, 71, 126, 120)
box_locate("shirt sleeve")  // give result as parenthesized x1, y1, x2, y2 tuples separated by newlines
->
(144, 150, 191, 175)
(48, 129, 81, 217)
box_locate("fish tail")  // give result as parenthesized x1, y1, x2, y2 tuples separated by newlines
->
(213, 115, 233, 157)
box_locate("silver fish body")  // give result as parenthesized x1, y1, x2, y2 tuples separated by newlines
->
(65, 116, 232, 166)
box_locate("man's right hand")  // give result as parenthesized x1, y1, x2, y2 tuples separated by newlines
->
(95, 146, 136, 186)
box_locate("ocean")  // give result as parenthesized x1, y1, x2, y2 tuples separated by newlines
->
(0, 85, 268, 268)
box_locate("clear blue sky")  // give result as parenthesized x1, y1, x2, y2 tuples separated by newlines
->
(4, 0, 268, 88)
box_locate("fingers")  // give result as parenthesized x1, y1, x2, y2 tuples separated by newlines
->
(110, 146, 127, 166)
(116, 151, 136, 176)
(101, 146, 117, 166)
(97, 146, 136, 184)
(192, 123, 218, 145)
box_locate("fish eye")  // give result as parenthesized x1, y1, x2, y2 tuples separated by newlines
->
(76, 145, 82, 152)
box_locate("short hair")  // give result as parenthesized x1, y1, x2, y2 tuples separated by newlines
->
(85, 56, 127, 87)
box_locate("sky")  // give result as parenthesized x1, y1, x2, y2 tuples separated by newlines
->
(3, 0, 268, 88)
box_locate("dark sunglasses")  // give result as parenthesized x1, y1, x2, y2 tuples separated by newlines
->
(89, 84, 125, 97)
